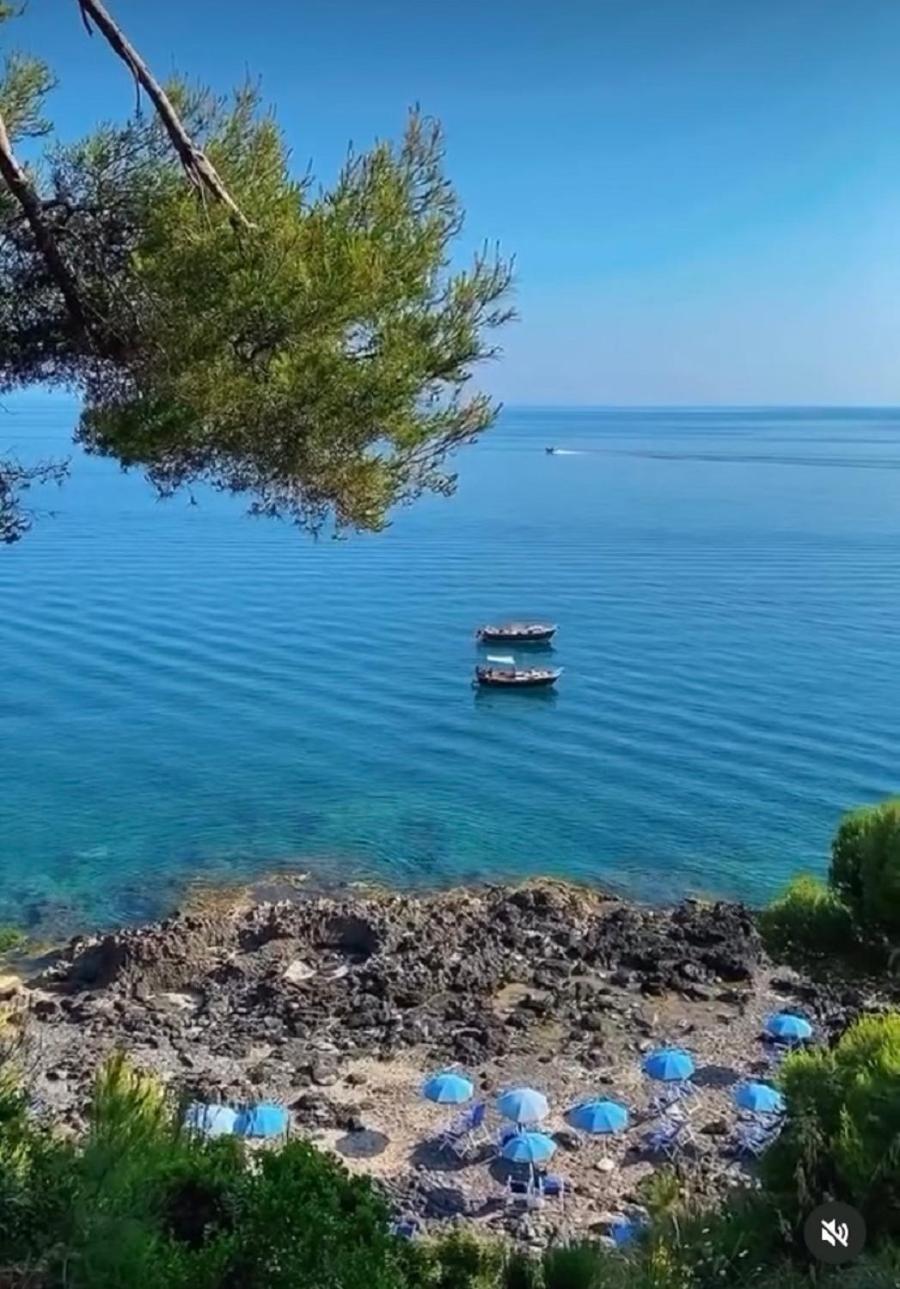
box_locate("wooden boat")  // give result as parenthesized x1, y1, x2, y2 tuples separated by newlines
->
(476, 621, 557, 644)
(475, 662, 562, 689)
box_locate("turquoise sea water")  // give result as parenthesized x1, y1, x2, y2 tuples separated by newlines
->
(2, 398, 900, 934)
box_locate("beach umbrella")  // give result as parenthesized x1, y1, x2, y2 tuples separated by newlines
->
(183, 1102, 237, 1138)
(568, 1099, 629, 1134)
(422, 1071, 474, 1105)
(733, 1082, 785, 1115)
(765, 1012, 812, 1042)
(611, 1217, 641, 1247)
(642, 1048, 695, 1081)
(235, 1102, 289, 1139)
(497, 1087, 549, 1124)
(501, 1130, 557, 1165)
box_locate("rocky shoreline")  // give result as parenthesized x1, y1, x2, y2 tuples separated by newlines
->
(2, 879, 890, 1242)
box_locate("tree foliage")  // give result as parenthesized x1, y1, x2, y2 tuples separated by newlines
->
(829, 799, 900, 936)
(0, 2, 513, 542)
(762, 1013, 900, 1238)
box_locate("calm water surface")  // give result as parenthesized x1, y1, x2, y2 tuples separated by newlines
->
(2, 398, 899, 932)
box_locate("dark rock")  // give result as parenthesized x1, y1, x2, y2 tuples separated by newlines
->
(554, 1129, 582, 1152)
(701, 1118, 729, 1136)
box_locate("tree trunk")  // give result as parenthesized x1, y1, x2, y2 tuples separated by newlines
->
(77, 0, 253, 229)
(0, 108, 90, 342)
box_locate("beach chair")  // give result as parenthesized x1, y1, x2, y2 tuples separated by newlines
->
(646, 1080, 696, 1119)
(643, 1114, 691, 1160)
(506, 1175, 543, 1209)
(731, 1119, 779, 1159)
(390, 1218, 421, 1240)
(438, 1101, 487, 1156)
(498, 1122, 520, 1148)
(539, 1173, 567, 1202)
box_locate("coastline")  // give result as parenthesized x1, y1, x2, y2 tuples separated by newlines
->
(3, 877, 890, 1244)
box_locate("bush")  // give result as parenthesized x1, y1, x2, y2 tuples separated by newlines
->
(0, 926, 24, 955)
(762, 1012, 900, 1238)
(830, 799, 900, 936)
(757, 874, 855, 961)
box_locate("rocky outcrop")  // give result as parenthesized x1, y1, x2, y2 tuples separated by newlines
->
(31, 881, 764, 1078)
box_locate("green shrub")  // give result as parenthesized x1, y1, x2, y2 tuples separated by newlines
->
(426, 1230, 505, 1288)
(830, 799, 900, 936)
(540, 1241, 605, 1289)
(226, 1139, 422, 1289)
(0, 926, 25, 954)
(762, 1012, 900, 1238)
(757, 874, 855, 961)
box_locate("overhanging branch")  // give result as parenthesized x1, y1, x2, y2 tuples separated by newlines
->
(77, 0, 254, 229)
(0, 107, 90, 341)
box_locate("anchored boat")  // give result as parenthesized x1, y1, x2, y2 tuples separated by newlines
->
(475, 655, 562, 689)
(475, 621, 557, 644)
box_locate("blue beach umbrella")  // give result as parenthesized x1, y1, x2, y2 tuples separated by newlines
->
(422, 1071, 474, 1105)
(183, 1102, 237, 1138)
(235, 1102, 289, 1139)
(497, 1087, 549, 1124)
(568, 1099, 630, 1134)
(765, 1012, 812, 1042)
(611, 1217, 641, 1247)
(733, 1082, 785, 1115)
(642, 1048, 695, 1081)
(501, 1130, 557, 1165)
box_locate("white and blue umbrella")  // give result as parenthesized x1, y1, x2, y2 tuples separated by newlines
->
(568, 1099, 629, 1134)
(642, 1048, 695, 1081)
(501, 1130, 557, 1165)
(235, 1103, 289, 1139)
(422, 1071, 474, 1105)
(183, 1102, 237, 1138)
(733, 1082, 785, 1115)
(497, 1087, 549, 1124)
(765, 1012, 812, 1042)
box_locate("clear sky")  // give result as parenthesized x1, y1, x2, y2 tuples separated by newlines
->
(9, 0, 900, 404)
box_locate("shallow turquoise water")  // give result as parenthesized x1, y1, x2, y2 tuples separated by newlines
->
(2, 398, 900, 932)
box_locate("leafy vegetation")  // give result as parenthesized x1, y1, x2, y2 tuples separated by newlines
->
(762, 1012, 900, 1239)
(0, 925, 24, 954)
(757, 874, 855, 962)
(1, 1015, 898, 1288)
(0, 2, 513, 542)
(759, 799, 900, 966)
(829, 799, 900, 937)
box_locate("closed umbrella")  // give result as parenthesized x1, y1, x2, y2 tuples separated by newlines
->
(501, 1130, 557, 1165)
(497, 1087, 549, 1124)
(642, 1048, 695, 1081)
(765, 1013, 812, 1042)
(568, 1099, 629, 1134)
(235, 1103, 289, 1139)
(422, 1072, 474, 1105)
(734, 1082, 785, 1115)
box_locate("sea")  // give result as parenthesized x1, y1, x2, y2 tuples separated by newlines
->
(2, 396, 899, 935)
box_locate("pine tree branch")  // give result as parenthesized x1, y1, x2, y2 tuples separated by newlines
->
(0, 106, 90, 341)
(76, 0, 254, 229)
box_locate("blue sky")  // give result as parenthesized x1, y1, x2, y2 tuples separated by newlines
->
(9, 0, 900, 404)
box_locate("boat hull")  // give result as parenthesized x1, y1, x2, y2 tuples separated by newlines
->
(476, 624, 557, 644)
(475, 667, 562, 689)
